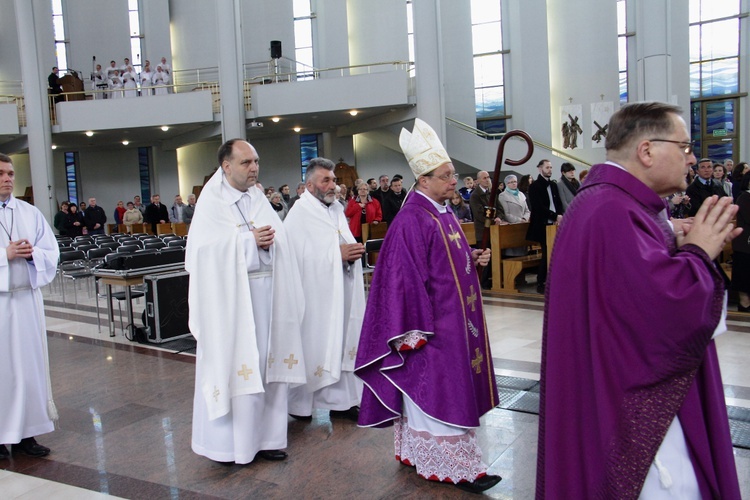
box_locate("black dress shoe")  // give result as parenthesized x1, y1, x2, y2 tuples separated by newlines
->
(0, 445, 8, 459)
(289, 413, 312, 421)
(14, 437, 50, 457)
(455, 474, 502, 494)
(256, 449, 288, 461)
(329, 406, 359, 421)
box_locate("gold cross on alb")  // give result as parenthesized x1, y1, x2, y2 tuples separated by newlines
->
(466, 285, 477, 312)
(284, 353, 299, 369)
(471, 348, 484, 374)
(237, 364, 253, 380)
(268, 353, 275, 367)
(448, 225, 462, 249)
(314, 365, 324, 377)
(348, 347, 357, 360)
(213, 386, 220, 402)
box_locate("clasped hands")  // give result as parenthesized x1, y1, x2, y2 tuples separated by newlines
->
(253, 225, 275, 250)
(675, 196, 742, 260)
(6, 239, 33, 260)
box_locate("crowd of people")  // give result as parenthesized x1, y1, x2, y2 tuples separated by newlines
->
(49, 57, 173, 100)
(3, 104, 744, 497)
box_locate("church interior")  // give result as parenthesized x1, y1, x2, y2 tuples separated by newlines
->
(1, 0, 749, 497)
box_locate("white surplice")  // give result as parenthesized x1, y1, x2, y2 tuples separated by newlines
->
(187, 170, 305, 463)
(284, 190, 365, 415)
(0, 196, 59, 444)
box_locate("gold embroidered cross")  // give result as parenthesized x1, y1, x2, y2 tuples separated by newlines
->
(314, 365, 324, 377)
(284, 353, 299, 369)
(268, 353, 275, 367)
(213, 386, 220, 402)
(448, 225, 462, 249)
(471, 348, 484, 374)
(348, 347, 357, 360)
(466, 285, 477, 312)
(237, 364, 253, 380)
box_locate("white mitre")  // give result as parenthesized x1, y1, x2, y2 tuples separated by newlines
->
(399, 118, 452, 178)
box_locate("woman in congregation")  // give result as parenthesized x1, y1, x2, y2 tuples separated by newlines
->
(731, 162, 749, 201)
(122, 201, 143, 231)
(518, 174, 533, 197)
(733, 174, 750, 312)
(64, 203, 85, 237)
(449, 190, 472, 222)
(113, 200, 127, 225)
(713, 163, 732, 197)
(269, 192, 288, 220)
(345, 182, 382, 242)
(498, 174, 531, 258)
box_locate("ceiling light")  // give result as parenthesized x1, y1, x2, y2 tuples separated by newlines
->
(271, 117, 280, 123)
(51, 145, 57, 150)
(122, 140, 129, 146)
(293, 127, 301, 133)
(85, 131, 94, 137)
(349, 110, 358, 116)
(161, 126, 169, 132)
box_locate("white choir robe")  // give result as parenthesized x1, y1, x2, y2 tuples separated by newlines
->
(188, 170, 306, 464)
(152, 70, 170, 96)
(139, 71, 153, 96)
(0, 196, 59, 444)
(109, 77, 123, 99)
(284, 190, 365, 416)
(122, 72, 137, 98)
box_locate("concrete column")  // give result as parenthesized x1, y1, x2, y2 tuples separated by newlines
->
(14, 0, 56, 220)
(412, 0, 446, 140)
(215, 0, 246, 141)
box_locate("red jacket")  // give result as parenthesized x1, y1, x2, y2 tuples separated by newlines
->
(345, 197, 382, 238)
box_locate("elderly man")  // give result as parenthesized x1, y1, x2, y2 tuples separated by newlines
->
(355, 119, 500, 494)
(370, 174, 390, 204)
(170, 195, 186, 223)
(537, 102, 742, 498)
(183, 194, 196, 228)
(284, 158, 365, 422)
(84, 197, 107, 235)
(144, 194, 169, 234)
(0, 154, 59, 459)
(686, 157, 726, 216)
(187, 139, 305, 464)
(469, 170, 506, 289)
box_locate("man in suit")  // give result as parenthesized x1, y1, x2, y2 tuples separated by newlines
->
(686, 158, 726, 217)
(469, 170, 506, 289)
(144, 194, 170, 234)
(526, 159, 564, 293)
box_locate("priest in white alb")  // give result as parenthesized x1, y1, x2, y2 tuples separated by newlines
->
(0, 153, 59, 460)
(187, 139, 306, 464)
(284, 157, 366, 422)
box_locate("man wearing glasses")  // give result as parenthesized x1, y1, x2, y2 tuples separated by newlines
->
(537, 102, 741, 498)
(686, 156, 726, 216)
(355, 119, 500, 494)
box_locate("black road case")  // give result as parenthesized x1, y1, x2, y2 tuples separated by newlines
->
(143, 271, 191, 343)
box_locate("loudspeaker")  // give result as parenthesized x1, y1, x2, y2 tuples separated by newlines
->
(270, 40, 282, 59)
(143, 271, 190, 343)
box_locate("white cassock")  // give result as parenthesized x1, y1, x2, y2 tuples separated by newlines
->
(0, 196, 59, 444)
(152, 69, 170, 96)
(109, 76, 123, 99)
(284, 190, 365, 415)
(187, 170, 306, 464)
(122, 71, 137, 98)
(139, 71, 153, 96)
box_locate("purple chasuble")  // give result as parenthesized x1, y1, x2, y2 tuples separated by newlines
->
(537, 163, 740, 499)
(355, 192, 498, 428)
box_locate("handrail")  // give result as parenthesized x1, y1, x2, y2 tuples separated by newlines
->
(446, 116, 593, 167)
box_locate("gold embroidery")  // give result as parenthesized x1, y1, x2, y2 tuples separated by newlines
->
(213, 386, 220, 402)
(448, 225, 462, 249)
(284, 353, 299, 369)
(314, 365, 324, 377)
(466, 285, 477, 312)
(237, 364, 253, 380)
(471, 348, 484, 374)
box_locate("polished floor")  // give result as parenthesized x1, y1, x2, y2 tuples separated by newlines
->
(2, 278, 750, 499)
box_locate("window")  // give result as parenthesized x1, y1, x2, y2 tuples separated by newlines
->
(128, 0, 143, 73)
(689, 0, 741, 162)
(300, 134, 319, 180)
(293, 0, 315, 80)
(51, 0, 69, 73)
(617, 0, 629, 103)
(138, 147, 151, 202)
(406, 1, 415, 75)
(470, 0, 506, 131)
(64, 151, 79, 204)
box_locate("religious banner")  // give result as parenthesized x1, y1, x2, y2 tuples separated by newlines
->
(590, 101, 613, 149)
(560, 105, 583, 150)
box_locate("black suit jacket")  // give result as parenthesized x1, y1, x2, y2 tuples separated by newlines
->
(685, 177, 726, 217)
(144, 203, 170, 233)
(470, 186, 505, 244)
(526, 174, 564, 243)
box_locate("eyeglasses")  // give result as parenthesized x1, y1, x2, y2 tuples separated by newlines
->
(430, 172, 459, 182)
(649, 139, 694, 155)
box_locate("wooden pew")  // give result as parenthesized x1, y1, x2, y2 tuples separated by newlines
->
(172, 222, 188, 237)
(156, 223, 173, 235)
(546, 224, 558, 267)
(460, 222, 476, 246)
(489, 223, 541, 293)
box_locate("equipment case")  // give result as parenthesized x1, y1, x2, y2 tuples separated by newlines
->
(143, 271, 191, 343)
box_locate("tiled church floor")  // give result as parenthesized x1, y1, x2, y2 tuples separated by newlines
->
(2, 282, 749, 499)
